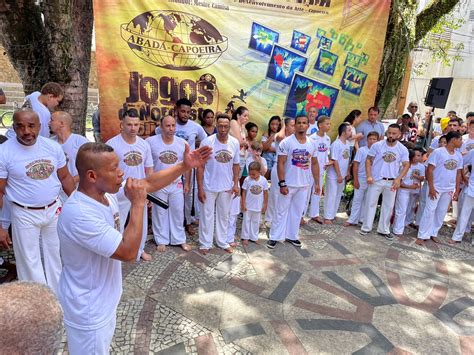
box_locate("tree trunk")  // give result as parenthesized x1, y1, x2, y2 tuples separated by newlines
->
(375, 0, 460, 115)
(0, 0, 93, 135)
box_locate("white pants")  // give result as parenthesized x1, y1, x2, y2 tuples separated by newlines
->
(226, 196, 241, 244)
(418, 190, 452, 240)
(323, 178, 345, 220)
(270, 186, 309, 241)
(392, 189, 418, 235)
(66, 314, 116, 355)
(199, 190, 233, 249)
(265, 166, 278, 223)
(0, 195, 11, 229)
(453, 194, 474, 241)
(11, 201, 62, 294)
(361, 179, 397, 234)
(347, 178, 368, 225)
(307, 172, 325, 218)
(152, 182, 186, 246)
(184, 171, 200, 224)
(457, 190, 474, 234)
(415, 182, 428, 226)
(118, 197, 147, 261)
(242, 210, 261, 241)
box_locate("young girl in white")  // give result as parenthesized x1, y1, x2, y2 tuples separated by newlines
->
(392, 148, 425, 236)
(241, 162, 269, 245)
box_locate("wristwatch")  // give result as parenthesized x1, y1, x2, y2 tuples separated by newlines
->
(278, 180, 287, 187)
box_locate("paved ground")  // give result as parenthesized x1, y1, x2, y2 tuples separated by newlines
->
(1, 210, 474, 354)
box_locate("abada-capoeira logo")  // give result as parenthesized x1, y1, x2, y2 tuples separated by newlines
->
(411, 169, 421, 179)
(25, 159, 54, 180)
(318, 143, 328, 153)
(176, 131, 189, 142)
(342, 149, 350, 160)
(113, 212, 121, 231)
(382, 151, 397, 163)
(215, 149, 232, 163)
(123, 151, 143, 166)
(291, 149, 310, 169)
(466, 143, 474, 151)
(159, 150, 178, 164)
(444, 159, 458, 170)
(250, 185, 263, 195)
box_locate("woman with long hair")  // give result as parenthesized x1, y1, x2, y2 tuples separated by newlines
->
(261, 115, 281, 179)
(200, 109, 216, 136)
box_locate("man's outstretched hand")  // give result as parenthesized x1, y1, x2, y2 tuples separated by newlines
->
(183, 145, 212, 169)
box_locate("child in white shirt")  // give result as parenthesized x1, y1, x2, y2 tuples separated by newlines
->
(241, 161, 269, 245)
(392, 148, 425, 236)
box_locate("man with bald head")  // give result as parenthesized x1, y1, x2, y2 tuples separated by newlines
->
(58, 141, 211, 354)
(0, 109, 75, 293)
(49, 111, 89, 186)
(146, 115, 191, 252)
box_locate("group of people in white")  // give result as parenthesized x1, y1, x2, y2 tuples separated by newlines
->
(0, 83, 472, 354)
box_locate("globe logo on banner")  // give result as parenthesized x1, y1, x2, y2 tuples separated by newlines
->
(121, 10, 228, 71)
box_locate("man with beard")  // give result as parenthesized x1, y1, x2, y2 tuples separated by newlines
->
(0, 109, 75, 292)
(360, 124, 410, 240)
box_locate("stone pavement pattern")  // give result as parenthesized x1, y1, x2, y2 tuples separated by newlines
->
(51, 217, 474, 355)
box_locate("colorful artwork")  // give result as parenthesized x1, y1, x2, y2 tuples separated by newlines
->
(318, 36, 332, 50)
(316, 28, 327, 39)
(291, 30, 311, 53)
(344, 52, 362, 68)
(314, 49, 338, 76)
(361, 52, 370, 65)
(266, 44, 308, 85)
(340, 66, 368, 96)
(248, 22, 280, 56)
(284, 73, 339, 118)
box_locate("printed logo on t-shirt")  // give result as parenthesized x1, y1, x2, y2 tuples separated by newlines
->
(123, 151, 143, 166)
(159, 150, 178, 164)
(250, 185, 263, 195)
(444, 159, 458, 170)
(382, 151, 397, 163)
(291, 149, 310, 169)
(215, 149, 233, 163)
(318, 143, 328, 153)
(176, 131, 190, 142)
(113, 212, 120, 231)
(466, 143, 474, 151)
(342, 149, 350, 160)
(411, 169, 421, 179)
(25, 159, 55, 180)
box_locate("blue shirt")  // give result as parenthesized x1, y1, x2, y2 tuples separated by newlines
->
(356, 120, 385, 147)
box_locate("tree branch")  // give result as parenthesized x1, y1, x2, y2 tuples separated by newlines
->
(415, 0, 460, 44)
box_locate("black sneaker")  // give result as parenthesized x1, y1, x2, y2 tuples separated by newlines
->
(378, 232, 394, 241)
(285, 239, 302, 247)
(266, 240, 277, 249)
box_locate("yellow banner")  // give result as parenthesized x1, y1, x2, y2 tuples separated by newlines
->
(93, 0, 391, 140)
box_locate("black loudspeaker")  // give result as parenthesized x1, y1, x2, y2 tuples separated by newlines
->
(424, 77, 453, 109)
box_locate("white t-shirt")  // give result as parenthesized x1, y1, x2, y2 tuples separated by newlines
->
(430, 136, 441, 149)
(0, 136, 66, 206)
(353, 146, 370, 181)
(427, 147, 463, 192)
(58, 191, 122, 330)
(245, 156, 267, 173)
(146, 135, 186, 185)
(306, 122, 318, 136)
(155, 119, 206, 150)
(200, 134, 240, 192)
(309, 132, 331, 173)
(326, 138, 350, 180)
(106, 135, 153, 179)
(24, 91, 52, 137)
(60, 133, 89, 177)
(242, 175, 269, 212)
(368, 140, 409, 181)
(277, 135, 317, 187)
(463, 150, 474, 198)
(401, 162, 425, 192)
